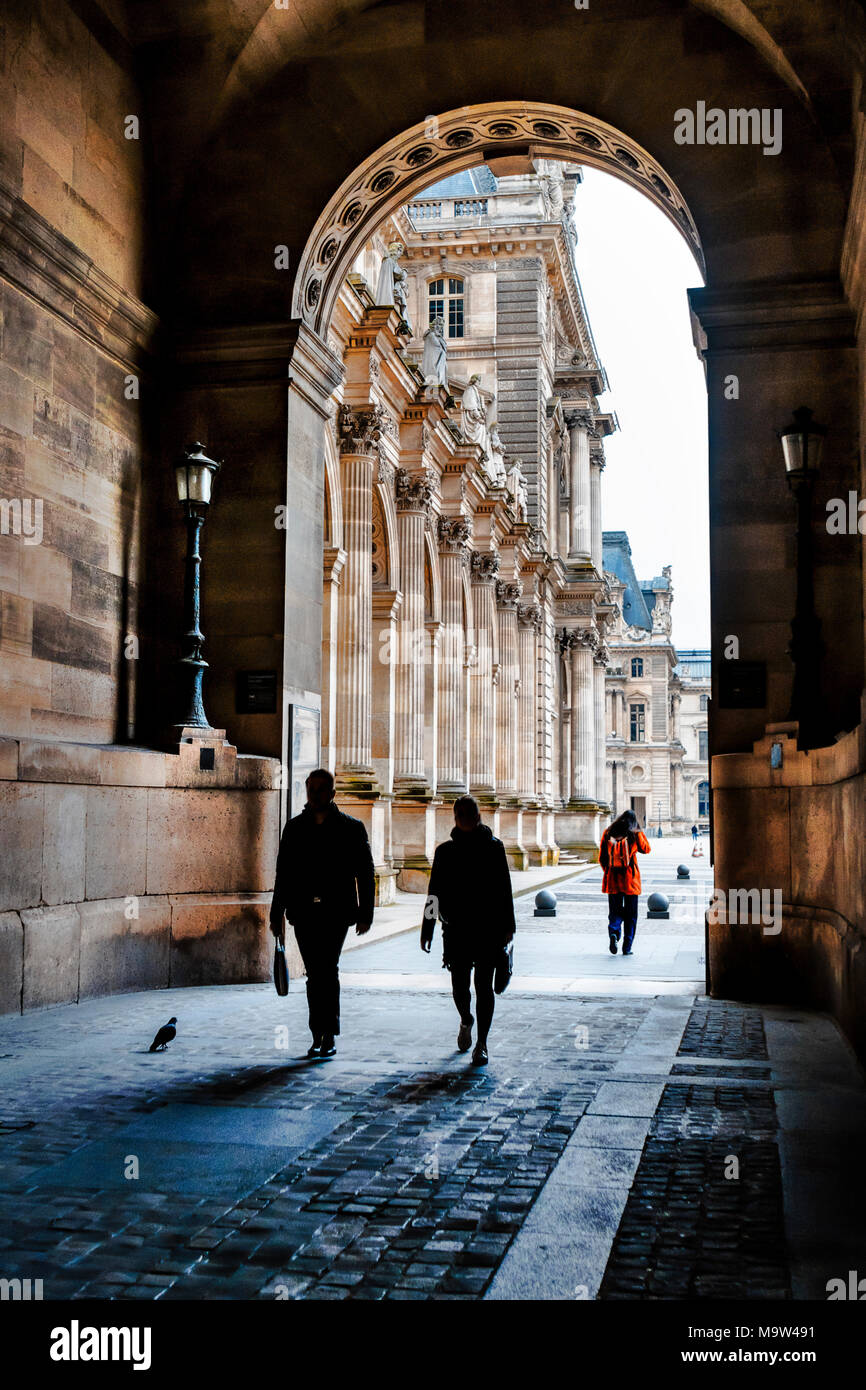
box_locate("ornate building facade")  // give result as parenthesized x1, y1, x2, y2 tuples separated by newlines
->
(321, 162, 619, 897)
(603, 531, 710, 834)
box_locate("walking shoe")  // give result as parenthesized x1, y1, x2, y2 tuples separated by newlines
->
(609, 932, 618, 955)
(319, 1037, 337, 1057)
(622, 947, 633, 957)
(457, 1019, 473, 1052)
(306, 1037, 322, 1058)
(471, 1044, 488, 1066)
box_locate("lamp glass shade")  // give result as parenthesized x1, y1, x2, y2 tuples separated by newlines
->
(175, 444, 220, 506)
(779, 408, 826, 478)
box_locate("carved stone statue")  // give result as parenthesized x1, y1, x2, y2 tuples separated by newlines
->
(376, 240, 411, 335)
(461, 374, 489, 455)
(507, 458, 528, 521)
(486, 419, 508, 487)
(421, 314, 448, 391)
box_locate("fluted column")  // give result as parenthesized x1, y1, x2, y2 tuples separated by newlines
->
(495, 580, 522, 796)
(672, 690, 682, 741)
(393, 468, 433, 789)
(566, 628, 597, 801)
(590, 448, 604, 570)
(517, 603, 541, 799)
(469, 550, 499, 794)
(594, 647, 607, 806)
(437, 516, 470, 789)
(335, 404, 385, 780)
(566, 411, 593, 561)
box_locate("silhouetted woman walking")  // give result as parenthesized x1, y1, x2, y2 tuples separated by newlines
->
(421, 796, 515, 1065)
(599, 809, 651, 957)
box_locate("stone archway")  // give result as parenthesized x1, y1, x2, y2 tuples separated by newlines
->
(291, 101, 704, 336)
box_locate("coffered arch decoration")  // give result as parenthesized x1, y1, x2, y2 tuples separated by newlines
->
(293, 101, 704, 333)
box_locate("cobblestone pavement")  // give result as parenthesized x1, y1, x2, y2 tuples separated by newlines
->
(0, 836, 863, 1302)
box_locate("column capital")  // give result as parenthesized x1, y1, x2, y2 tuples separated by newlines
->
(495, 579, 523, 609)
(564, 408, 598, 438)
(337, 401, 387, 455)
(517, 602, 543, 631)
(470, 549, 500, 585)
(395, 466, 435, 513)
(437, 514, 471, 552)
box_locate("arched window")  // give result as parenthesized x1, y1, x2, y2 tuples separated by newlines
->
(429, 277, 465, 338)
(698, 780, 710, 816)
(699, 693, 708, 711)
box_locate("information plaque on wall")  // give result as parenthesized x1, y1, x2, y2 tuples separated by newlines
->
(717, 661, 767, 709)
(236, 670, 278, 714)
(288, 704, 321, 817)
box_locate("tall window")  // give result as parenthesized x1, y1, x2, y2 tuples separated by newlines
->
(699, 693, 708, 711)
(629, 703, 645, 742)
(698, 780, 710, 816)
(698, 728, 708, 760)
(631, 657, 644, 677)
(429, 277, 464, 338)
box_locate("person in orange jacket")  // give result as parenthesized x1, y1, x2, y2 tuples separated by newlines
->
(598, 808, 652, 956)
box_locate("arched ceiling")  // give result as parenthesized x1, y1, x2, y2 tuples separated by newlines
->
(126, 0, 866, 323)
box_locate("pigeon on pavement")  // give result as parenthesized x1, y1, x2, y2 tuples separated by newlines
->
(148, 1017, 177, 1052)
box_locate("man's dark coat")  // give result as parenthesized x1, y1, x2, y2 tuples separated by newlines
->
(270, 804, 375, 928)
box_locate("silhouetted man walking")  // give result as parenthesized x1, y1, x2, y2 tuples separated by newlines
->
(270, 768, 374, 1057)
(421, 796, 515, 1065)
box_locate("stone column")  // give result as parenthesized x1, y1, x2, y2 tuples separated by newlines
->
(393, 468, 433, 791)
(335, 406, 383, 782)
(495, 580, 522, 796)
(391, 468, 437, 890)
(321, 546, 346, 769)
(436, 516, 470, 790)
(570, 630, 597, 802)
(594, 647, 608, 807)
(590, 447, 604, 571)
(566, 411, 592, 561)
(671, 690, 682, 742)
(517, 603, 541, 800)
(496, 579, 525, 867)
(469, 550, 499, 797)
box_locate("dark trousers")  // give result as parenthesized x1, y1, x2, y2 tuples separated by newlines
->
(294, 917, 349, 1038)
(448, 957, 496, 1045)
(608, 893, 639, 951)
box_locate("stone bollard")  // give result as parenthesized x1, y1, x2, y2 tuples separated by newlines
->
(677, 864, 690, 879)
(646, 891, 670, 920)
(534, 889, 557, 918)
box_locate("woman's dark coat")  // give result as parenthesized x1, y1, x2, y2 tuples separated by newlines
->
(422, 823, 516, 964)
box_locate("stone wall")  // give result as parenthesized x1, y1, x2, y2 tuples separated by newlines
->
(0, 0, 155, 747)
(0, 735, 294, 1015)
(710, 715, 866, 1062)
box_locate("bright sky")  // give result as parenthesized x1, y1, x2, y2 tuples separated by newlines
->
(572, 166, 710, 649)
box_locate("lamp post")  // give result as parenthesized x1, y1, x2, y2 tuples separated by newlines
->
(173, 442, 221, 734)
(657, 798, 662, 838)
(778, 407, 826, 750)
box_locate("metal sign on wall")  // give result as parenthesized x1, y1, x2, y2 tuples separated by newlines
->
(288, 704, 321, 817)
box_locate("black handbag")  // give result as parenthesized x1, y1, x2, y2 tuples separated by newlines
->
(273, 938, 289, 996)
(494, 942, 513, 995)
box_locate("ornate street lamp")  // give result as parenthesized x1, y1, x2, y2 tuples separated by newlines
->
(172, 442, 221, 733)
(778, 407, 826, 749)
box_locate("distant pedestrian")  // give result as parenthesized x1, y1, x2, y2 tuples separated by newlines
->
(421, 796, 515, 1066)
(599, 809, 651, 957)
(691, 823, 698, 841)
(270, 768, 374, 1058)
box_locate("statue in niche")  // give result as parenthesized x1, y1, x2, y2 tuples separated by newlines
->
(376, 239, 411, 335)
(421, 314, 448, 391)
(460, 374, 490, 456)
(507, 458, 529, 521)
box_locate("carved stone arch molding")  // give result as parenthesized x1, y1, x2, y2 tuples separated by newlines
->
(293, 101, 704, 333)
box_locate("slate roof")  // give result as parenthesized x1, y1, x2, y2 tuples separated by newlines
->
(418, 166, 498, 198)
(602, 531, 653, 631)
